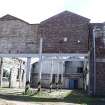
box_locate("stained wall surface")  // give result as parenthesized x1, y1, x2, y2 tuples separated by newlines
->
(0, 16, 39, 54)
(38, 11, 90, 53)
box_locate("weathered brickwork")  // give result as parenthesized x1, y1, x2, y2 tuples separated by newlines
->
(0, 15, 39, 53)
(95, 24, 105, 95)
(0, 12, 90, 54)
(38, 11, 90, 53)
(88, 24, 95, 95)
(0, 11, 105, 96)
(96, 62, 105, 95)
(89, 23, 105, 96)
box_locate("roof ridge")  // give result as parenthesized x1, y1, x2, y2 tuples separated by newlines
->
(0, 14, 29, 24)
(40, 10, 90, 24)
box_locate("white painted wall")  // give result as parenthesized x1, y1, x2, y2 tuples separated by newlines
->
(78, 78, 83, 89)
(33, 60, 64, 74)
(64, 78, 69, 88)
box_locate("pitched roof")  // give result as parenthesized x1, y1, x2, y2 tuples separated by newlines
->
(41, 10, 90, 24)
(0, 14, 29, 24)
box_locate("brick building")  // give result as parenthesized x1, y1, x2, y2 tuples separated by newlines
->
(31, 11, 89, 90)
(0, 11, 104, 96)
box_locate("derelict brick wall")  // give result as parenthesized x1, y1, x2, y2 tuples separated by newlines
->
(88, 50, 94, 95)
(90, 23, 105, 58)
(88, 24, 94, 95)
(0, 12, 90, 54)
(95, 24, 105, 95)
(0, 20, 39, 53)
(89, 23, 105, 96)
(38, 11, 90, 53)
(95, 23, 105, 58)
(95, 36, 105, 58)
(96, 62, 105, 95)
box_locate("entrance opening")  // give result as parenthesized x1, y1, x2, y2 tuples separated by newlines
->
(30, 54, 89, 91)
(0, 54, 89, 92)
(69, 79, 78, 89)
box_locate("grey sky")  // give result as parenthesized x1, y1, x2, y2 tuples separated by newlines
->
(0, 0, 104, 23)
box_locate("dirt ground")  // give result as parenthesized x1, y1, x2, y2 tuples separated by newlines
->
(0, 100, 80, 105)
(0, 88, 80, 105)
(0, 99, 80, 105)
(0, 88, 105, 105)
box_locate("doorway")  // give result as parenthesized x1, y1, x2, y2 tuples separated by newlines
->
(69, 79, 78, 89)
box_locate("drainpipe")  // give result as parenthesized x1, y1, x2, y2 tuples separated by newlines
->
(93, 28, 96, 96)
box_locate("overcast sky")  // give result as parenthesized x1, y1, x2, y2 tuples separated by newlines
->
(0, 0, 105, 23)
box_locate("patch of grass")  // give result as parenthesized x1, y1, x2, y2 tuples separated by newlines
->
(23, 88, 69, 99)
(64, 90, 105, 104)
(0, 88, 105, 105)
(23, 89, 33, 95)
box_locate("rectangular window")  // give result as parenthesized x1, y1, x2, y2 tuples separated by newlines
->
(52, 74, 56, 83)
(17, 69, 20, 80)
(77, 67, 83, 73)
(58, 74, 61, 83)
(22, 70, 24, 81)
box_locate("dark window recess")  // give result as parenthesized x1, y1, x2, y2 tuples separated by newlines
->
(74, 80, 78, 89)
(52, 74, 56, 83)
(3, 69, 7, 77)
(58, 74, 62, 83)
(32, 63, 35, 68)
(77, 67, 83, 73)
(43, 42, 48, 47)
(17, 69, 20, 79)
(8, 50, 11, 54)
(17, 50, 19, 53)
(23, 61, 25, 64)
(22, 70, 24, 81)
(65, 61, 71, 73)
(26, 42, 35, 44)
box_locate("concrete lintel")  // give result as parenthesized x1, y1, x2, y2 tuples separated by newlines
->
(42, 59, 88, 62)
(0, 53, 88, 58)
